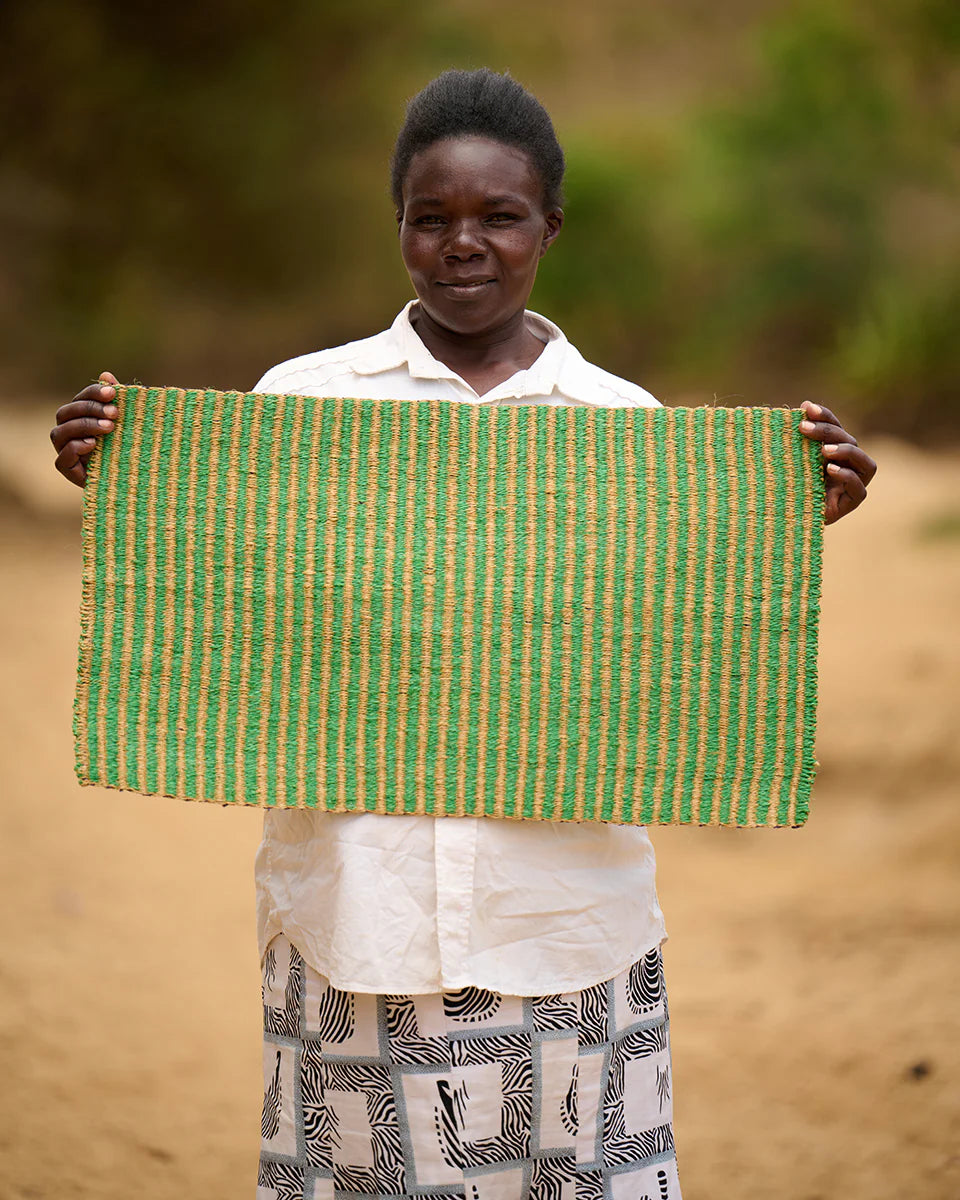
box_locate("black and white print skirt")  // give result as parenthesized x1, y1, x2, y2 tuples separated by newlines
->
(258, 936, 681, 1200)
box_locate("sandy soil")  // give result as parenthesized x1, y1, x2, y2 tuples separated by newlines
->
(1, 413, 958, 1200)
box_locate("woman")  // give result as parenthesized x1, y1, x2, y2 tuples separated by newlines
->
(52, 69, 876, 1200)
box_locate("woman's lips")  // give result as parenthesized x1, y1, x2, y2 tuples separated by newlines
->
(437, 279, 495, 298)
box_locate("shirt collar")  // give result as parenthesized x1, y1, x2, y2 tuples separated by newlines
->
(352, 300, 569, 399)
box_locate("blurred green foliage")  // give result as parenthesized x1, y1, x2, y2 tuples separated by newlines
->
(1, 0, 957, 438)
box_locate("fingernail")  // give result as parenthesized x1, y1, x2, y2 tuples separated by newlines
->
(83, 437, 96, 445)
(98, 418, 114, 429)
(799, 420, 815, 432)
(102, 405, 118, 417)
(806, 403, 822, 417)
(100, 386, 115, 399)
(823, 443, 839, 454)
(827, 462, 841, 474)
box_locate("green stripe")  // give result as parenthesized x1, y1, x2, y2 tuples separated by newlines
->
(522, 409, 547, 819)
(83, 393, 114, 779)
(181, 390, 216, 798)
(122, 387, 160, 788)
(718, 408, 749, 823)
(240, 395, 272, 805)
(263, 394, 293, 807)
(755, 412, 787, 823)
(798, 425, 823, 823)
(143, 388, 175, 793)
(698, 408, 732, 823)
(735, 411, 767, 823)
(363, 402, 392, 813)
(598, 410, 626, 822)
(659, 407, 691, 822)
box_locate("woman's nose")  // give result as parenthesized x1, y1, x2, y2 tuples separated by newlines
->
(442, 220, 485, 259)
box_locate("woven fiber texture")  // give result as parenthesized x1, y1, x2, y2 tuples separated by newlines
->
(75, 388, 823, 826)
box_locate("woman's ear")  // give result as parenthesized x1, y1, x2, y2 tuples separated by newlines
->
(539, 208, 564, 257)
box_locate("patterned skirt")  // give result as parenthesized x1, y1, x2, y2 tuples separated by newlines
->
(258, 936, 681, 1200)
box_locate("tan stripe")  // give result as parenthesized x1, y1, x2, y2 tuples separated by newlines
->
(684, 411, 718, 823)
(474, 407, 499, 815)
(375, 401, 404, 812)
(770, 416, 799, 823)
(652, 409, 683, 823)
(76, 390, 114, 782)
(352, 400, 383, 812)
(230, 396, 266, 803)
(313, 396, 346, 811)
(75, 452, 94, 779)
(154, 392, 186, 796)
(631, 410, 669, 821)
(254, 393, 287, 808)
(727, 408, 761, 823)
(433, 403, 461, 815)
(454, 405, 482, 817)
(784, 413, 811, 821)
(551, 413, 579, 817)
(114, 387, 150, 790)
(210, 391, 246, 803)
(411, 403, 442, 816)
(170, 394, 203, 797)
(571, 410, 600, 819)
(512, 410, 540, 819)
(186, 392, 225, 801)
(294, 399, 330, 809)
(493, 406, 520, 820)
(705, 410, 745, 825)
(592, 413, 619, 822)
(667, 413, 703, 821)
(94, 386, 130, 783)
(610, 412, 640, 825)
(274, 397, 307, 808)
(335, 399, 369, 810)
(392, 400, 420, 813)
(744, 411, 777, 825)
(532, 406, 558, 821)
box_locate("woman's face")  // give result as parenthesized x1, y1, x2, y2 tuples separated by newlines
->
(397, 135, 563, 339)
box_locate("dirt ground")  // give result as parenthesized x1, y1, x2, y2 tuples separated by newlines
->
(1, 411, 958, 1200)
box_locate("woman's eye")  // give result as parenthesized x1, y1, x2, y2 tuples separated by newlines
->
(486, 213, 518, 224)
(413, 215, 444, 226)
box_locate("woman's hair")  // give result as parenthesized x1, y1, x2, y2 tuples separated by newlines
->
(390, 69, 565, 211)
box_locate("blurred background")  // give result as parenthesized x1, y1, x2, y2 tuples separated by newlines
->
(1, 1, 958, 1197)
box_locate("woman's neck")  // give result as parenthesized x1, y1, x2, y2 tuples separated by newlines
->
(410, 305, 547, 397)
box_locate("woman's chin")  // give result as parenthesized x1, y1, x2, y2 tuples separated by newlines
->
(416, 293, 525, 340)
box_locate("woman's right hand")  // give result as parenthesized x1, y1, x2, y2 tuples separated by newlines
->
(51, 371, 119, 487)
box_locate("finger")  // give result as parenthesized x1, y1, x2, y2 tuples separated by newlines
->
(98, 371, 119, 386)
(798, 417, 857, 447)
(820, 442, 878, 484)
(55, 388, 118, 426)
(54, 438, 97, 487)
(50, 414, 116, 453)
(824, 463, 868, 524)
(800, 401, 845, 429)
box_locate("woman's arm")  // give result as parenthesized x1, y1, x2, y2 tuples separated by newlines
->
(50, 371, 118, 487)
(799, 400, 877, 525)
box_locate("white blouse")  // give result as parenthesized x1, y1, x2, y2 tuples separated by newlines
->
(252, 303, 667, 996)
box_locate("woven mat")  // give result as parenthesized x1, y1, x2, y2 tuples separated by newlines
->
(74, 387, 823, 826)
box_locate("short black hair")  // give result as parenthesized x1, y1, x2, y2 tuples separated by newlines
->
(391, 69, 565, 211)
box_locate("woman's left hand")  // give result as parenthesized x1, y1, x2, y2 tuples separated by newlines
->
(798, 401, 877, 525)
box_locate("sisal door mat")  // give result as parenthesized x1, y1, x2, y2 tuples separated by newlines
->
(74, 387, 823, 825)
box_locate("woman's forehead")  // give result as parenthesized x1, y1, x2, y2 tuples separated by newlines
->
(402, 136, 541, 204)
